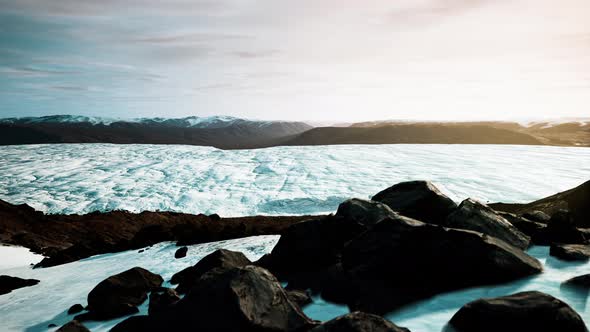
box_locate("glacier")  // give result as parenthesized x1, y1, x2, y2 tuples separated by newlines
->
(0, 144, 589, 216)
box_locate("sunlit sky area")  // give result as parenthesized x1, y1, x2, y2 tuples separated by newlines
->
(1, 0, 589, 122)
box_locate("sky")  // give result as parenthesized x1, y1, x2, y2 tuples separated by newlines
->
(0, 0, 589, 122)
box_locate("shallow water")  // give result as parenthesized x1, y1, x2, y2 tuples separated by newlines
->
(0, 144, 589, 216)
(0, 241, 588, 332)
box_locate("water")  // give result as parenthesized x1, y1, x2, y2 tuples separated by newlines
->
(0, 242, 588, 332)
(0, 144, 589, 216)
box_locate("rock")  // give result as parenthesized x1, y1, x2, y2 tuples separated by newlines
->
(372, 180, 457, 225)
(67, 304, 85, 315)
(310, 312, 410, 332)
(48, 324, 57, 328)
(110, 316, 152, 332)
(174, 246, 188, 259)
(498, 211, 547, 244)
(550, 244, 590, 261)
(338, 215, 542, 314)
(287, 289, 313, 307)
(56, 320, 90, 332)
(491, 180, 590, 228)
(445, 199, 531, 249)
(448, 291, 588, 332)
(563, 274, 590, 288)
(544, 210, 587, 244)
(171, 249, 251, 294)
(0, 275, 39, 295)
(335, 198, 397, 226)
(79, 267, 163, 320)
(522, 210, 551, 223)
(148, 288, 180, 315)
(256, 216, 365, 282)
(208, 213, 221, 221)
(113, 266, 317, 332)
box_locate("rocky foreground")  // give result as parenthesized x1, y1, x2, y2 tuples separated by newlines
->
(1, 180, 589, 331)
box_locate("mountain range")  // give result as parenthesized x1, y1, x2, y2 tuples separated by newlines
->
(1, 115, 588, 148)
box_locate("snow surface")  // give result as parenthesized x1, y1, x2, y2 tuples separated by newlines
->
(0, 241, 588, 332)
(0, 144, 589, 216)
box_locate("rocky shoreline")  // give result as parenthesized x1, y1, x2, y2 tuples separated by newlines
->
(1, 180, 589, 331)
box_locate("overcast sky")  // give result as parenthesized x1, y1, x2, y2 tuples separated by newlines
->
(1, 0, 589, 122)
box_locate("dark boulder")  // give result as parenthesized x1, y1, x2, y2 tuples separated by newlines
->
(335, 198, 397, 226)
(67, 304, 85, 315)
(445, 199, 530, 249)
(148, 288, 180, 315)
(56, 320, 90, 332)
(174, 246, 188, 259)
(0, 275, 39, 295)
(544, 210, 587, 244)
(498, 211, 547, 244)
(550, 244, 590, 261)
(286, 289, 313, 307)
(79, 267, 163, 320)
(208, 213, 221, 221)
(372, 180, 457, 225)
(448, 291, 588, 332)
(522, 210, 551, 223)
(113, 266, 317, 332)
(256, 216, 365, 281)
(563, 274, 590, 289)
(490, 180, 590, 228)
(171, 249, 251, 294)
(338, 215, 542, 313)
(309, 312, 410, 332)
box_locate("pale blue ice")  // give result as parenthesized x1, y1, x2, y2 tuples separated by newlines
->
(0, 144, 589, 216)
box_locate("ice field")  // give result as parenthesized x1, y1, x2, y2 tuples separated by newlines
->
(1, 144, 589, 216)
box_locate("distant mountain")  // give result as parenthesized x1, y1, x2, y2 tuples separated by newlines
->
(0, 115, 313, 149)
(283, 123, 544, 146)
(1, 116, 588, 148)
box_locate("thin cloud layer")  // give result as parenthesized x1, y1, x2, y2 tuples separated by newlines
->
(0, 0, 589, 121)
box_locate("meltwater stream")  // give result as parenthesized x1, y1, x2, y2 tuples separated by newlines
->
(0, 241, 588, 332)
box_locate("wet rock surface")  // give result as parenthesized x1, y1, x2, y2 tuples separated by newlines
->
(550, 244, 590, 261)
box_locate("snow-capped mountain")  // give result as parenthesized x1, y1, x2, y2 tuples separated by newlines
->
(0, 115, 313, 149)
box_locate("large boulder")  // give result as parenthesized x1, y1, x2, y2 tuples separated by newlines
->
(498, 211, 547, 244)
(309, 312, 410, 332)
(79, 267, 163, 320)
(490, 180, 590, 227)
(445, 199, 530, 249)
(372, 181, 457, 225)
(56, 320, 90, 332)
(256, 216, 365, 281)
(0, 275, 39, 295)
(337, 215, 542, 313)
(550, 244, 590, 261)
(112, 266, 317, 332)
(336, 198, 397, 226)
(171, 249, 251, 294)
(563, 274, 590, 289)
(544, 210, 588, 244)
(448, 291, 588, 332)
